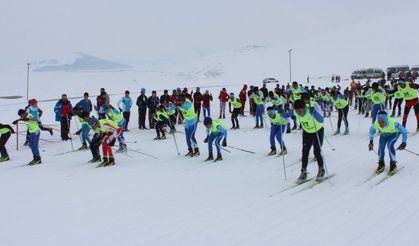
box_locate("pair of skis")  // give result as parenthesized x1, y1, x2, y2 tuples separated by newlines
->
(361, 166, 405, 188)
(269, 174, 335, 198)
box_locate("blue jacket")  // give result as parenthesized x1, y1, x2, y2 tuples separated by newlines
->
(117, 96, 133, 112)
(54, 100, 73, 122)
(75, 99, 93, 113)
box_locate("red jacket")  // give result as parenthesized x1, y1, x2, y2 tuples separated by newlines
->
(218, 91, 230, 102)
(203, 94, 213, 108)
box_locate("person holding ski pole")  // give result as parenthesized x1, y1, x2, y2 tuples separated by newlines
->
(368, 111, 408, 175)
(73, 105, 91, 150)
(203, 117, 227, 162)
(293, 99, 325, 183)
(176, 94, 199, 157)
(369, 82, 386, 124)
(330, 90, 349, 135)
(229, 93, 242, 129)
(252, 86, 265, 128)
(106, 105, 127, 153)
(0, 123, 15, 162)
(153, 105, 170, 140)
(266, 106, 289, 156)
(13, 109, 42, 165)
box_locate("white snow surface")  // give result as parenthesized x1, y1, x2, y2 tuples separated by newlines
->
(0, 79, 419, 246)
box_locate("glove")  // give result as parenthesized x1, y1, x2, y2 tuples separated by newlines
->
(222, 139, 227, 147)
(397, 142, 406, 150)
(75, 130, 81, 135)
(12, 120, 19, 125)
(368, 141, 374, 151)
(119, 108, 123, 112)
(108, 138, 116, 147)
(203, 137, 208, 143)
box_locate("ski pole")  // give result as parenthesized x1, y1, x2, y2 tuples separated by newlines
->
(68, 118, 74, 151)
(404, 148, 419, 156)
(311, 113, 331, 183)
(323, 135, 336, 151)
(127, 148, 158, 159)
(226, 145, 256, 154)
(280, 124, 287, 180)
(172, 132, 180, 156)
(16, 123, 19, 151)
(328, 115, 335, 133)
(221, 147, 231, 153)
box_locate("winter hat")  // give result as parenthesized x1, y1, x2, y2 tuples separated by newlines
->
(203, 117, 212, 126)
(18, 109, 26, 116)
(377, 111, 388, 122)
(229, 93, 234, 97)
(398, 79, 406, 84)
(141, 88, 146, 93)
(88, 116, 99, 126)
(30, 98, 37, 105)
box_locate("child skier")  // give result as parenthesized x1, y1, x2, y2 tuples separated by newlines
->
(13, 109, 42, 165)
(162, 101, 177, 133)
(82, 114, 103, 163)
(153, 106, 169, 140)
(73, 105, 91, 150)
(203, 117, 227, 162)
(330, 90, 350, 135)
(0, 123, 15, 162)
(106, 106, 127, 153)
(229, 93, 242, 129)
(368, 111, 408, 175)
(266, 106, 288, 156)
(369, 82, 386, 123)
(293, 99, 326, 183)
(176, 95, 199, 157)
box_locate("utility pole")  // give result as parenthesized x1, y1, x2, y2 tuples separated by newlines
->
(26, 63, 31, 102)
(288, 49, 293, 83)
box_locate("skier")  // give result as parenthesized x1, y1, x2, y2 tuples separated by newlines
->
(106, 106, 127, 152)
(176, 95, 199, 156)
(24, 99, 53, 145)
(266, 106, 288, 156)
(330, 90, 349, 135)
(54, 94, 73, 141)
(268, 91, 284, 111)
(153, 105, 169, 140)
(136, 88, 148, 129)
(73, 105, 91, 150)
(390, 85, 403, 117)
(252, 86, 265, 128)
(95, 118, 122, 167)
(397, 79, 419, 130)
(202, 90, 213, 118)
(369, 82, 386, 123)
(0, 123, 15, 162)
(319, 90, 332, 117)
(293, 99, 325, 182)
(13, 109, 42, 164)
(162, 102, 177, 133)
(229, 93, 242, 129)
(368, 111, 408, 175)
(218, 88, 229, 119)
(203, 117, 227, 162)
(82, 114, 103, 163)
(117, 90, 133, 131)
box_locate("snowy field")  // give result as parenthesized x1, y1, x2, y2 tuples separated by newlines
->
(0, 78, 418, 246)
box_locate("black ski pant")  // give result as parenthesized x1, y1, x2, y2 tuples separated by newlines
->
(0, 132, 11, 158)
(302, 127, 324, 170)
(90, 133, 104, 159)
(155, 120, 166, 137)
(392, 98, 403, 116)
(138, 109, 147, 129)
(194, 104, 201, 121)
(231, 108, 240, 128)
(123, 112, 130, 130)
(337, 105, 349, 129)
(148, 110, 156, 129)
(357, 98, 364, 114)
(60, 117, 70, 140)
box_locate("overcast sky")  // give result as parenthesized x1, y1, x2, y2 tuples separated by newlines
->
(1, 0, 418, 66)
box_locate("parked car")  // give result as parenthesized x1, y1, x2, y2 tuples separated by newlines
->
(263, 78, 278, 84)
(387, 65, 409, 79)
(351, 68, 384, 80)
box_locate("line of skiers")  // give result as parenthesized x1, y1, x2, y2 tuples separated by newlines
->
(0, 78, 417, 182)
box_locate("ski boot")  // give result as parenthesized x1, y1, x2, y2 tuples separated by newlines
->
(88, 156, 101, 163)
(191, 148, 200, 157)
(375, 160, 385, 174)
(390, 112, 395, 117)
(268, 148, 276, 156)
(334, 128, 341, 135)
(279, 147, 287, 156)
(297, 169, 308, 184)
(286, 128, 291, 134)
(185, 148, 194, 157)
(0, 156, 10, 162)
(160, 135, 166, 140)
(28, 157, 42, 165)
(105, 157, 115, 167)
(230, 126, 236, 130)
(254, 125, 259, 129)
(205, 154, 214, 161)
(23, 141, 29, 146)
(316, 167, 326, 181)
(388, 161, 397, 176)
(78, 143, 88, 151)
(96, 157, 108, 168)
(343, 128, 349, 135)
(153, 136, 160, 140)
(291, 125, 297, 130)
(214, 153, 223, 162)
